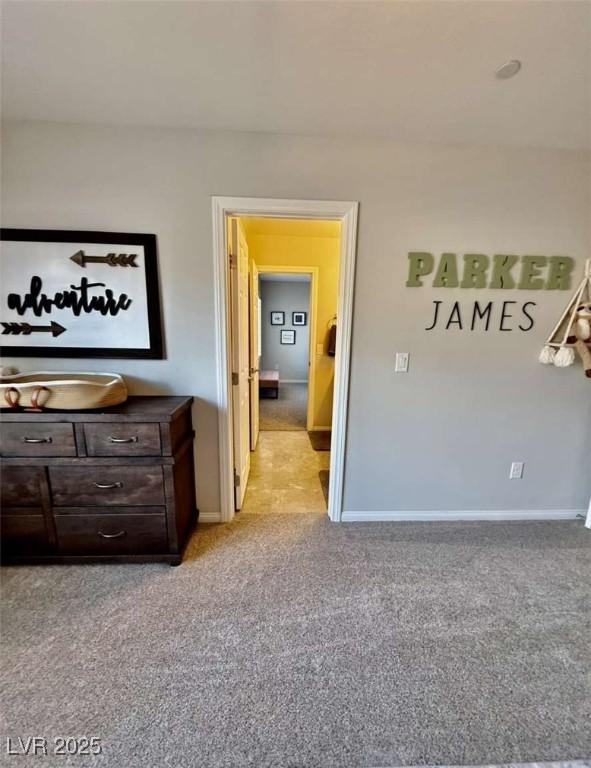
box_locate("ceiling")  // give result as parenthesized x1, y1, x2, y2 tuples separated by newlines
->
(2, 1, 590, 149)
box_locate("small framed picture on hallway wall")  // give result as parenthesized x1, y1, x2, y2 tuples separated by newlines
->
(270, 311, 284, 325)
(292, 312, 307, 326)
(280, 329, 296, 345)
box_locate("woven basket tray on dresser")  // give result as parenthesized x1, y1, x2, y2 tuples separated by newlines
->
(1, 371, 127, 411)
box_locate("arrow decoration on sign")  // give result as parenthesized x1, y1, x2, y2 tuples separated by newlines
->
(1, 321, 67, 338)
(70, 250, 138, 268)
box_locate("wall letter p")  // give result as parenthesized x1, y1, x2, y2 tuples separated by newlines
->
(406, 252, 434, 287)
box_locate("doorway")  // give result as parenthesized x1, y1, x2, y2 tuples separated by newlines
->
(232, 219, 332, 514)
(212, 197, 358, 523)
(258, 272, 311, 431)
(255, 263, 320, 434)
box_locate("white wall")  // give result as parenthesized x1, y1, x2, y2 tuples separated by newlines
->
(2, 121, 590, 519)
(260, 280, 310, 382)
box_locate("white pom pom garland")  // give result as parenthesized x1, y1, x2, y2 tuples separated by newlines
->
(538, 346, 556, 365)
(553, 346, 575, 368)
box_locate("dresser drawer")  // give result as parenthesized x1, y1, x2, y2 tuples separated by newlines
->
(84, 422, 161, 457)
(1, 512, 51, 555)
(55, 511, 167, 555)
(49, 466, 165, 506)
(0, 423, 76, 457)
(1, 466, 44, 508)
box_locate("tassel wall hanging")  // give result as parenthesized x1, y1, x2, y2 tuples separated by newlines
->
(539, 258, 591, 378)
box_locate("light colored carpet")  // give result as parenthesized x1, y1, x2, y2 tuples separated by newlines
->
(260, 382, 307, 431)
(403, 764, 590, 768)
(1, 519, 590, 768)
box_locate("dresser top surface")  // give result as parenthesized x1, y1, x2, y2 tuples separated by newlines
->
(0, 395, 193, 422)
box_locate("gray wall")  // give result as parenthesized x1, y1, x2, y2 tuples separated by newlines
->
(260, 280, 310, 381)
(1, 121, 590, 519)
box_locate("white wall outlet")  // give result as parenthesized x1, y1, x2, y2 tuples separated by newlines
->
(510, 461, 524, 479)
(395, 352, 409, 373)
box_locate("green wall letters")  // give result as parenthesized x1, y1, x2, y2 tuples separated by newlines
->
(407, 252, 574, 290)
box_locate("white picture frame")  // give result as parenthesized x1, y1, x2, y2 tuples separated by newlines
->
(280, 329, 296, 345)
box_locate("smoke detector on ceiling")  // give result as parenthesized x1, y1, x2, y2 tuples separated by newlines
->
(495, 60, 522, 79)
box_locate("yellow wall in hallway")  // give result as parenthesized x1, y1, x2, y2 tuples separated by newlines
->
(241, 218, 340, 429)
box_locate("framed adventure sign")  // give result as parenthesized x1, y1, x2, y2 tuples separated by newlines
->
(0, 229, 163, 358)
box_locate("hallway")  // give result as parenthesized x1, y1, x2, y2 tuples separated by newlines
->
(241, 431, 330, 515)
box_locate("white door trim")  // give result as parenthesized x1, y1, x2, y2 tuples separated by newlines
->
(212, 196, 359, 523)
(257, 264, 318, 432)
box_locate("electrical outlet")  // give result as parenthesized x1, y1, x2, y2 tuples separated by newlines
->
(395, 352, 409, 373)
(510, 461, 524, 479)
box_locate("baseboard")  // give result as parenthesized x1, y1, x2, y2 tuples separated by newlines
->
(198, 509, 583, 525)
(308, 426, 332, 432)
(341, 509, 584, 522)
(198, 511, 222, 523)
(281, 379, 308, 384)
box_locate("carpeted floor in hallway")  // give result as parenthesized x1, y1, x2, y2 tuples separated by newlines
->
(259, 382, 308, 430)
(1, 517, 590, 767)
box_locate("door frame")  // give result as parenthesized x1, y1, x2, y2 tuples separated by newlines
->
(248, 257, 260, 451)
(257, 265, 318, 432)
(212, 196, 359, 523)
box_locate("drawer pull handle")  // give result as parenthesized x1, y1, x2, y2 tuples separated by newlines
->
(108, 436, 138, 443)
(98, 530, 126, 539)
(93, 481, 123, 490)
(22, 436, 53, 444)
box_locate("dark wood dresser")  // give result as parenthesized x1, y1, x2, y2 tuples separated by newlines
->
(0, 396, 197, 565)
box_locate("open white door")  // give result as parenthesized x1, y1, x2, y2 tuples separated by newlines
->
(229, 218, 251, 510)
(249, 259, 260, 450)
